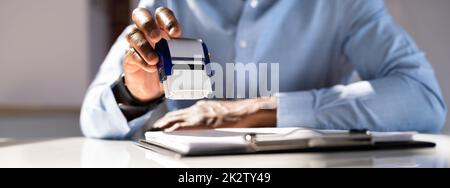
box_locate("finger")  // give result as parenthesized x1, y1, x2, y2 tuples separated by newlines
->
(205, 116, 219, 127)
(124, 48, 158, 73)
(153, 115, 187, 130)
(132, 8, 161, 45)
(126, 26, 159, 66)
(164, 122, 208, 132)
(123, 49, 141, 73)
(163, 122, 186, 132)
(155, 7, 182, 38)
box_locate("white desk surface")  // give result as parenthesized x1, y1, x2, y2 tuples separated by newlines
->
(0, 134, 449, 168)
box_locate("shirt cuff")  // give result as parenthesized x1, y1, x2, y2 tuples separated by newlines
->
(98, 87, 152, 139)
(276, 91, 318, 128)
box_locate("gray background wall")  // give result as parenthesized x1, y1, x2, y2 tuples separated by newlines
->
(0, 0, 448, 137)
(0, 0, 89, 108)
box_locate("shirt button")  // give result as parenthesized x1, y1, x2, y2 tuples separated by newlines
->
(250, 0, 259, 8)
(239, 40, 247, 48)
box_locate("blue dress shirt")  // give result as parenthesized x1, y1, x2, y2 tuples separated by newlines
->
(80, 0, 446, 139)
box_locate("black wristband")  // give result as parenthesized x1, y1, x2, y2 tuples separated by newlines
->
(111, 74, 165, 121)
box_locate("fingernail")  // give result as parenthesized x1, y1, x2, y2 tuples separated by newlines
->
(169, 27, 180, 37)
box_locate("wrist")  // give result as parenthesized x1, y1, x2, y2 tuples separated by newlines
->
(243, 108, 277, 128)
(237, 96, 277, 115)
(123, 77, 164, 103)
(112, 74, 165, 121)
(255, 96, 278, 111)
(241, 96, 277, 128)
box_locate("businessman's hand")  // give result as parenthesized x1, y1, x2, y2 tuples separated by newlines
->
(153, 97, 278, 132)
(124, 7, 182, 102)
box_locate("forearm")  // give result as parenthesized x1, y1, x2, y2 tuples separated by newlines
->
(276, 76, 446, 133)
(239, 96, 277, 128)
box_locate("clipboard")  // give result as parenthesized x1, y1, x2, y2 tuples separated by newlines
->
(136, 129, 436, 157)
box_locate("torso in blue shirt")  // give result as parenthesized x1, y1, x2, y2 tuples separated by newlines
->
(149, 0, 357, 110)
(79, 0, 445, 139)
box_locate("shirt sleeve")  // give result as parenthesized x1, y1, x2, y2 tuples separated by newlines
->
(80, 0, 170, 139)
(80, 26, 158, 139)
(277, 0, 447, 133)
